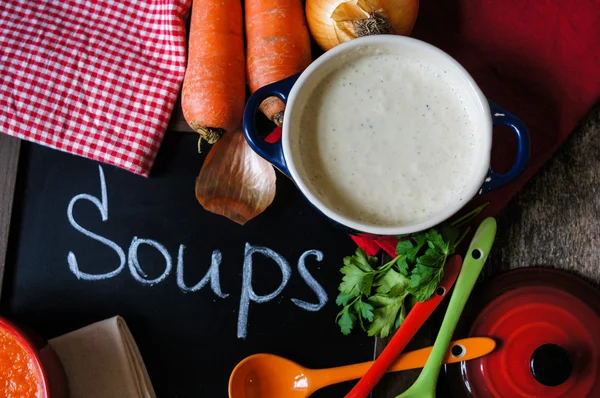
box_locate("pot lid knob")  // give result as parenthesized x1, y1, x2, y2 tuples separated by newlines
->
(530, 344, 572, 386)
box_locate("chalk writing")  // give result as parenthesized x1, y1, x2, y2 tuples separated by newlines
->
(291, 250, 328, 311)
(67, 166, 330, 339)
(67, 165, 126, 281)
(128, 237, 173, 286)
(238, 243, 292, 338)
(176, 245, 228, 297)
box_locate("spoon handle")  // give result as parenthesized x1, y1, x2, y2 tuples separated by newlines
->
(311, 337, 495, 388)
(409, 218, 497, 392)
(344, 255, 462, 398)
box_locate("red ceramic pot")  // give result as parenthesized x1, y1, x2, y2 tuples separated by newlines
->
(0, 317, 68, 398)
(446, 268, 600, 397)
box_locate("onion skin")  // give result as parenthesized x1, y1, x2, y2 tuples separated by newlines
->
(195, 129, 276, 225)
(306, 0, 419, 51)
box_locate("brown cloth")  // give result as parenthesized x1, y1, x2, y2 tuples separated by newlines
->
(49, 316, 155, 398)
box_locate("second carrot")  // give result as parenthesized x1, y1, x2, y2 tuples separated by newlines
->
(245, 0, 312, 126)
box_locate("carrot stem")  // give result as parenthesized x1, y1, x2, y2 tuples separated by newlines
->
(181, 0, 245, 143)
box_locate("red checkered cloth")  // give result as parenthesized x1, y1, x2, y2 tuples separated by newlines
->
(0, 0, 191, 176)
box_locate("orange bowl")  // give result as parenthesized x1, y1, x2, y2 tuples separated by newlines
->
(0, 317, 67, 398)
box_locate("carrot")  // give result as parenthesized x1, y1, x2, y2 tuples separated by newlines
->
(245, 0, 312, 126)
(181, 0, 245, 144)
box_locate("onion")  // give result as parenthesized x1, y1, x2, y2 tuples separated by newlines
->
(306, 0, 419, 51)
(195, 129, 276, 225)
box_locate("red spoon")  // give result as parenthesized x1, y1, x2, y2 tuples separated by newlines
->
(345, 255, 463, 398)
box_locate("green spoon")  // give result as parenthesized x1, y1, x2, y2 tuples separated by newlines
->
(396, 217, 497, 398)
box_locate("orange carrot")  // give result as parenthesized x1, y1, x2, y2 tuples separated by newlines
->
(182, 0, 245, 144)
(245, 0, 312, 126)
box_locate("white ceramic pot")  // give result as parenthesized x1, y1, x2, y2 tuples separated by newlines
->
(244, 35, 530, 235)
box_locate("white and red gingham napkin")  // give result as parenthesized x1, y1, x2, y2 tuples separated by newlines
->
(0, 0, 191, 176)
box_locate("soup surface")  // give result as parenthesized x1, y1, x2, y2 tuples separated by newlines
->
(294, 52, 481, 226)
(0, 327, 42, 398)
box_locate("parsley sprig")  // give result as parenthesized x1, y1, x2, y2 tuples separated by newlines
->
(336, 203, 488, 338)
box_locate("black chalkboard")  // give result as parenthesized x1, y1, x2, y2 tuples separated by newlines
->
(1, 133, 374, 397)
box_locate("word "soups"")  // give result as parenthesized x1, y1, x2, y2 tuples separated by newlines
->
(66, 166, 328, 339)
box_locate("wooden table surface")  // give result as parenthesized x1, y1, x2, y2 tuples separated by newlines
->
(0, 101, 598, 397)
(0, 134, 20, 298)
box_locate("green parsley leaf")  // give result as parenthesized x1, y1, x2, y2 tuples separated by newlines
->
(411, 277, 441, 302)
(406, 245, 422, 262)
(353, 300, 375, 323)
(396, 239, 424, 262)
(374, 268, 410, 296)
(395, 303, 407, 329)
(409, 253, 445, 302)
(337, 202, 491, 338)
(348, 248, 378, 272)
(409, 262, 436, 288)
(367, 295, 406, 338)
(335, 292, 355, 306)
(336, 306, 356, 335)
(397, 256, 410, 277)
(338, 264, 370, 296)
(339, 248, 376, 296)
(425, 229, 449, 254)
(396, 240, 413, 255)
(412, 233, 427, 245)
(417, 247, 445, 268)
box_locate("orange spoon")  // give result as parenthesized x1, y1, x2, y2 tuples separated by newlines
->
(228, 337, 495, 398)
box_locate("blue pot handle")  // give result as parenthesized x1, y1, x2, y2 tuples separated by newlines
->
(482, 100, 531, 193)
(243, 73, 301, 177)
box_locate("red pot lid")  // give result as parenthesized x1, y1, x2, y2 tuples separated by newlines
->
(449, 268, 600, 397)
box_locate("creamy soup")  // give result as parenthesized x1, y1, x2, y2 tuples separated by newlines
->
(291, 52, 482, 226)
